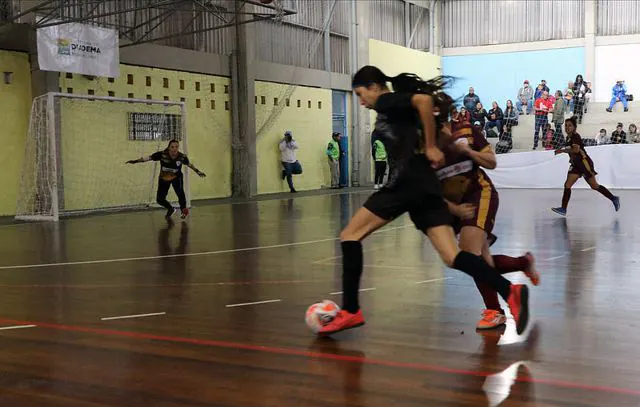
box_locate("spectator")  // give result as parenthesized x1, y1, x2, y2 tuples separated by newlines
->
(463, 87, 481, 112)
(516, 80, 533, 115)
(564, 81, 575, 114)
(533, 91, 553, 149)
(372, 132, 387, 190)
(504, 99, 518, 126)
(595, 129, 608, 145)
(540, 79, 550, 93)
(584, 81, 593, 113)
(629, 124, 640, 143)
(326, 132, 343, 188)
(279, 131, 301, 193)
(534, 83, 545, 101)
(572, 74, 590, 124)
(542, 123, 555, 150)
(609, 123, 627, 144)
(552, 90, 565, 145)
(485, 101, 504, 135)
(472, 102, 487, 128)
(606, 80, 629, 112)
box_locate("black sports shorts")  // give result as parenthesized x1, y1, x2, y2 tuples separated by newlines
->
(363, 155, 453, 231)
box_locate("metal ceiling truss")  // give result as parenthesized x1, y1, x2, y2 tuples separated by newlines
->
(2, 0, 296, 48)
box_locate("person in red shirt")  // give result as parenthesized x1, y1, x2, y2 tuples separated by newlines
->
(533, 91, 553, 149)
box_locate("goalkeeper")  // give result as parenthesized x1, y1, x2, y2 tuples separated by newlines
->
(126, 139, 206, 219)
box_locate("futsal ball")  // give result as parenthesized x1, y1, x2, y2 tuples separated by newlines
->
(305, 300, 340, 333)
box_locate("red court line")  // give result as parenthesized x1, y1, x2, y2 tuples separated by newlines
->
(0, 318, 638, 398)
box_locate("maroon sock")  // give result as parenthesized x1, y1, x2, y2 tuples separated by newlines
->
(561, 188, 571, 209)
(474, 279, 503, 312)
(597, 185, 615, 201)
(493, 254, 529, 274)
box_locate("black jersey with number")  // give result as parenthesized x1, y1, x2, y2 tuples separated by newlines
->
(373, 92, 424, 187)
(150, 150, 190, 181)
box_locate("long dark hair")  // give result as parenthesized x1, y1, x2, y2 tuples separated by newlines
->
(352, 65, 455, 114)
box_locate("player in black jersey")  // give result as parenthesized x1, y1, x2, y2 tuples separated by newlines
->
(126, 139, 206, 219)
(318, 66, 531, 336)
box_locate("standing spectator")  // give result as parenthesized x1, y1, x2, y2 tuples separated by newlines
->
(503, 99, 518, 127)
(610, 123, 627, 144)
(463, 87, 481, 112)
(533, 91, 553, 149)
(279, 131, 301, 193)
(473, 102, 487, 128)
(572, 75, 590, 124)
(629, 124, 640, 143)
(552, 90, 565, 147)
(485, 101, 504, 136)
(371, 131, 387, 190)
(326, 132, 342, 188)
(606, 80, 629, 112)
(516, 80, 533, 115)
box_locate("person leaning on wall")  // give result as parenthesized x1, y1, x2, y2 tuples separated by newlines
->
(279, 130, 302, 193)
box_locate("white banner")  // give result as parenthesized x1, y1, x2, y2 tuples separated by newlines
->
(37, 22, 119, 78)
(487, 144, 640, 189)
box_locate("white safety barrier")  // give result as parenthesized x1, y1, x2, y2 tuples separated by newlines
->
(487, 144, 640, 189)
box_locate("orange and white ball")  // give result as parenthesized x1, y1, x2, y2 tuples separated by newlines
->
(305, 300, 340, 333)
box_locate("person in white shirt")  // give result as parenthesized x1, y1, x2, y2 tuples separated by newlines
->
(279, 130, 301, 193)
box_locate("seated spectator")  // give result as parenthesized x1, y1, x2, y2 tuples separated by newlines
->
(495, 123, 513, 154)
(516, 80, 533, 115)
(542, 123, 555, 150)
(606, 80, 629, 112)
(610, 123, 627, 144)
(629, 124, 640, 143)
(504, 99, 518, 126)
(485, 101, 504, 135)
(595, 129, 608, 145)
(540, 79, 550, 93)
(463, 87, 481, 112)
(473, 102, 487, 128)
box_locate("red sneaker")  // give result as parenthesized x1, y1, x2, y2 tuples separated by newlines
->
(507, 284, 529, 335)
(318, 309, 365, 336)
(523, 252, 540, 286)
(180, 208, 189, 219)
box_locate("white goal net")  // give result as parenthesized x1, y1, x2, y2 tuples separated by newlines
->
(15, 92, 187, 222)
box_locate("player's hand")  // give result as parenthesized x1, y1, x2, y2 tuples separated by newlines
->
(554, 149, 562, 155)
(197, 171, 206, 178)
(126, 160, 137, 164)
(451, 203, 476, 220)
(453, 138, 472, 154)
(426, 146, 445, 168)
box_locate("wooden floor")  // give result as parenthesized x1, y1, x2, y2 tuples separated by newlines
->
(0, 188, 639, 406)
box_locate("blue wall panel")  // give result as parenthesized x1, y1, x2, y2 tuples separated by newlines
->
(442, 47, 585, 109)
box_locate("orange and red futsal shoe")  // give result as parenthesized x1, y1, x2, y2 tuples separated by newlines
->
(507, 284, 529, 335)
(180, 208, 189, 219)
(523, 252, 540, 286)
(318, 309, 365, 336)
(476, 309, 507, 330)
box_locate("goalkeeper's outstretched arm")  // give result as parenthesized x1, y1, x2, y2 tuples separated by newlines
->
(125, 156, 151, 164)
(186, 163, 206, 178)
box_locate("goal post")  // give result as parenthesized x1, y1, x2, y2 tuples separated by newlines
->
(15, 92, 188, 222)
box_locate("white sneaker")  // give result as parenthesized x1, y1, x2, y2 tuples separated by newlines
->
(374, 184, 380, 190)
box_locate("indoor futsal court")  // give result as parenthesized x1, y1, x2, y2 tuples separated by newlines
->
(0, 188, 639, 406)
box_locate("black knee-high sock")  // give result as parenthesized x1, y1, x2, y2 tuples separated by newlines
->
(341, 241, 363, 313)
(597, 185, 615, 201)
(561, 188, 571, 209)
(453, 251, 512, 301)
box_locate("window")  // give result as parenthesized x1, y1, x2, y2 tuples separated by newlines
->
(274, 98, 279, 106)
(127, 74, 134, 85)
(88, 89, 95, 95)
(210, 83, 215, 93)
(146, 76, 151, 86)
(211, 100, 216, 110)
(196, 99, 201, 108)
(67, 88, 73, 93)
(195, 81, 200, 91)
(180, 79, 185, 90)
(65, 73, 73, 79)
(163, 78, 169, 88)
(318, 101, 322, 109)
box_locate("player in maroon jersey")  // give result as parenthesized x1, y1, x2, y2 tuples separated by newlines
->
(438, 122, 540, 330)
(552, 116, 620, 216)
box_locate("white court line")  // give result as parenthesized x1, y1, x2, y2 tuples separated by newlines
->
(329, 288, 377, 295)
(0, 225, 410, 271)
(226, 299, 282, 308)
(322, 262, 437, 270)
(311, 240, 403, 265)
(100, 312, 166, 321)
(543, 255, 566, 261)
(581, 246, 596, 252)
(415, 277, 453, 285)
(0, 324, 37, 331)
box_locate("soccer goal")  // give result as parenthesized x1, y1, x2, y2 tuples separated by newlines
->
(15, 92, 188, 222)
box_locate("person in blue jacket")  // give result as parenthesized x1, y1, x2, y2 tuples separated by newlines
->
(606, 80, 629, 112)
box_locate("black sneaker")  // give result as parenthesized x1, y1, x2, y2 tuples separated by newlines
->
(165, 207, 176, 218)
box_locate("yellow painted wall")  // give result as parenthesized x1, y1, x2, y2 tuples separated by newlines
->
(59, 64, 231, 211)
(255, 81, 332, 194)
(0, 50, 32, 216)
(367, 39, 442, 178)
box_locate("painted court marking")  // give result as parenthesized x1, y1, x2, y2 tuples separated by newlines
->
(100, 312, 166, 321)
(415, 277, 453, 285)
(0, 225, 410, 271)
(226, 299, 282, 308)
(0, 317, 637, 398)
(580, 246, 596, 252)
(329, 288, 376, 295)
(0, 324, 37, 331)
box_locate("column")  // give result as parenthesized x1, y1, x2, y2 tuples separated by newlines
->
(231, 1, 257, 198)
(584, 0, 596, 86)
